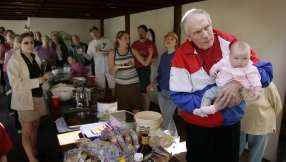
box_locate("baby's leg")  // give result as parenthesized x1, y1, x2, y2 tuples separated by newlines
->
(201, 101, 211, 106)
(201, 86, 220, 106)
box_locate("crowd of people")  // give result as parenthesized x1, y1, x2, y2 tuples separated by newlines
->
(0, 7, 283, 162)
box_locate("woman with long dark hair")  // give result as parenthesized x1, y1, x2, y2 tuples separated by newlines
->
(51, 34, 69, 67)
(7, 33, 49, 162)
(108, 31, 153, 114)
(0, 30, 14, 93)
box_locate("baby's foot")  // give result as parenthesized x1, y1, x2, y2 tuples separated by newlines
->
(193, 109, 208, 117)
(200, 105, 218, 114)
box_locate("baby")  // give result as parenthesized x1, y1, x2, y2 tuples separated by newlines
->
(194, 42, 262, 116)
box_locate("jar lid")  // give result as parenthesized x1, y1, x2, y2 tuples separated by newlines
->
(134, 153, 143, 161)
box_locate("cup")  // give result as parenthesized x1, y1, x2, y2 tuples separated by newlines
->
(90, 76, 95, 83)
(52, 96, 60, 108)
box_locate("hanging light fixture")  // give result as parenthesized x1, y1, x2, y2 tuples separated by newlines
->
(23, 24, 30, 33)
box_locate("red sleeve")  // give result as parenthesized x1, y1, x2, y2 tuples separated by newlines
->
(0, 123, 13, 155)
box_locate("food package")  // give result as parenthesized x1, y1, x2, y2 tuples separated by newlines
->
(149, 129, 174, 148)
(152, 146, 172, 162)
(64, 148, 79, 162)
(127, 128, 139, 149)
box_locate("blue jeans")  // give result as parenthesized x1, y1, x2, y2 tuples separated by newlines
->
(4, 72, 21, 131)
(158, 89, 177, 136)
(239, 131, 271, 162)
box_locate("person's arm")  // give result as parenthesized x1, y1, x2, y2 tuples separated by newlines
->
(77, 49, 92, 61)
(108, 49, 118, 75)
(146, 79, 158, 93)
(267, 82, 282, 117)
(71, 63, 85, 77)
(0, 154, 8, 162)
(0, 45, 3, 64)
(7, 58, 44, 90)
(132, 47, 153, 66)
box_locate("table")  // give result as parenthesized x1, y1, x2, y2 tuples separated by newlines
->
(47, 91, 180, 162)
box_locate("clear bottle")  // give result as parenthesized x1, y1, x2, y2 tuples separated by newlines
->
(137, 134, 152, 162)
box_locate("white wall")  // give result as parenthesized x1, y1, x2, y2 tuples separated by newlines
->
(104, 16, 125, 43)
(130, 7, 174, 104)
(0, 20, 27, 34)
(182, 0, 286, 161)
(28, 17, 100, 47)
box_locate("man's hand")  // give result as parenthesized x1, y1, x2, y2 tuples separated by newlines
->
(214, 80, 243, 110)
(77, 49, 84, 55)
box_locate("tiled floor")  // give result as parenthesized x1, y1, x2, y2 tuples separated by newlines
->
(0, 89, 270, 162)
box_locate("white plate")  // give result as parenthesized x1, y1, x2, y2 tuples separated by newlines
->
(116, 66, 132, 69)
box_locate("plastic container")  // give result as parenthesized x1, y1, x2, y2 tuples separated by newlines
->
(110, 110, 135, 130)
(134, 111, 162, 137)
(97, 97, 117, 121)
(134, 153, 143, 162)
(80, 122, 111, 140)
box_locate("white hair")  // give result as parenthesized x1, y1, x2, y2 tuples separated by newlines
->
(181, 8, 212, 37)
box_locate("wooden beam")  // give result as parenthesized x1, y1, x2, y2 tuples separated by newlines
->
(125, 14, 130, 33)
(173, 3, 182, 44)
(33, 0, 46, 17)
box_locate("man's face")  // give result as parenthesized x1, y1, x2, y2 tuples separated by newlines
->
(72, 36, 80, 44)
(90, 30, 101, 40)
(186, 14, 214, 50)
(137, 28, 147, 40)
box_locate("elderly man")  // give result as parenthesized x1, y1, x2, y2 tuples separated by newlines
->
(170, 9, 273, 161)
(132, 25, 158, 110)
(77, 26, 115, 97)
(70, 35, 91, 76)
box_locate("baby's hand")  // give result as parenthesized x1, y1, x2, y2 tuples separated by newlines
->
(209, 69, 218, 79)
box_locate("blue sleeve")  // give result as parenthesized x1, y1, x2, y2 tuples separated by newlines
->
(254, 61, 273, 88)
(170, 84, 216, 113)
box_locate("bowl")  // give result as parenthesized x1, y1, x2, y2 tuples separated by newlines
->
(52, 69, 59, 75)
(51, 86, 75, 101)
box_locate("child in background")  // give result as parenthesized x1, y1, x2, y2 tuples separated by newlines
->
(194, 42, 262, 116)
(68, 55, 89, 78)
(0, 123, 13, 162)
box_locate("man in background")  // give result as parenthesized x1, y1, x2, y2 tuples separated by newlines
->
(132, 25, 158, 110)
(70, 35, 91, 76)
(77, 26, 115, 97)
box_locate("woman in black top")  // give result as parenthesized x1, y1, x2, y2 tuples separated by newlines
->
(7, 33, 50, 162)
(51, 34, 69, 67)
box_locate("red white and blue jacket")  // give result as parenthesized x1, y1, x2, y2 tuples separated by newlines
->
(170, 29, 273, 127)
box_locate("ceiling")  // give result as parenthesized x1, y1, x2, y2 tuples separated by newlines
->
(0, 0, 203, 20)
